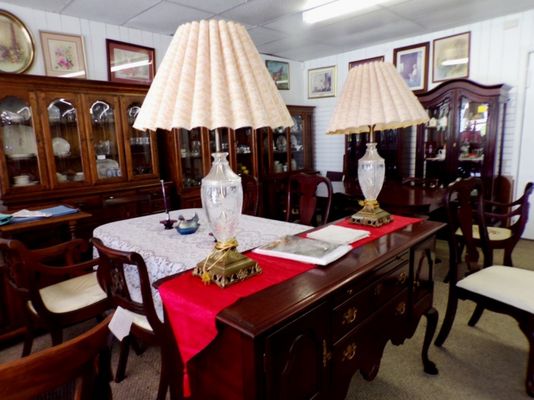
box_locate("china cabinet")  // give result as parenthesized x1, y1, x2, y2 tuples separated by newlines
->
(415, 79, 510, 186)
(0, 74, 169, 237)
(162, 105, 315, 215)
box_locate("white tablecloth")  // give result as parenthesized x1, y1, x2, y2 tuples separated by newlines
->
(93, 208, 310, 314)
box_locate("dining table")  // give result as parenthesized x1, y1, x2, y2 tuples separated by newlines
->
(92, 208, 311, 315)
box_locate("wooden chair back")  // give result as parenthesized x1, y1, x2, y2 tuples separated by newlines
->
(241, 174, 259, 216)
(402, 177, 440, 189)
(0, 315, 113, 400)
(326, 171, 344, 182)
(91, 238, 163, 337)
(286, 173, 333, 226)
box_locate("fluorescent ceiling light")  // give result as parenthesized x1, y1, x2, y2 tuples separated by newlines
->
(303, 0, 392, 24)
(111, 59, 152, 73)
(441, 57, 469, 66)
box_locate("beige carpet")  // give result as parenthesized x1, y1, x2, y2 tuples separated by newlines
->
(1, 239, 533, 399)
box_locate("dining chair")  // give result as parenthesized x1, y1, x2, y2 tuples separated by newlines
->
(0, 314, 113, 400)
(435, 177, 534, 397)
(326, 170, 344, 182)
(0, 238, 110, 356)
(286, 172, 333, 226)
(401, 177, 440, 189)
(241, 173, 259, 216)
(92, 237, 183, 400)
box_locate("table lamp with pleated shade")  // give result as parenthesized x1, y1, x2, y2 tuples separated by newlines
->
(134, 19, 293, 287)
(327, 61, 429, 226)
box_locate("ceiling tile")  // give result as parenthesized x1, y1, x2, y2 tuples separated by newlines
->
(166, 0, 247, 14)
(219, 0, 310, 26)
(125, 2, 213, 35)
(1, 0, 71, 13)
(62, 0, 161, 25)
(247, 26, 287, 46)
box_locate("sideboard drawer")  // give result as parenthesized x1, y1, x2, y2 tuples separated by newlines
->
(332, 252, 410, 342)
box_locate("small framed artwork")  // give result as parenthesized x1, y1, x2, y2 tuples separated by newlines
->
(0, 10, 34, 73)
(433, 32, 470, 82)
(40, 31, 86, 78)
(308, 66, 336, 99)
(266, 60, 290, 90)
(106, 39, 155, 85)
(348, 56, 384, 70)
(393, 42, 429, 94)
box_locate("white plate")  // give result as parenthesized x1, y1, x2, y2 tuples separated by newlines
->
(7, 153, 35, 160)
(3, 125, 37, 156)
(52, 137, 71, 156)
(13, 181, 38, 187)
(97, 158, 120, 178)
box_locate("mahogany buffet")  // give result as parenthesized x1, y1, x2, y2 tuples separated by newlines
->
(163, 219, 444, 400)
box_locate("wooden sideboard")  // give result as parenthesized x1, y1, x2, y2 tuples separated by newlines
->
(187, 220, 443, 399)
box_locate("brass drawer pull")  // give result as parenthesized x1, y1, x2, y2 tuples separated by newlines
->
(395, 302, 406, 316)
(341, 343, 357, 362)
(322, 340, 332, 367)
(398, 271, 407, 284)
(342, 307, 358, 325)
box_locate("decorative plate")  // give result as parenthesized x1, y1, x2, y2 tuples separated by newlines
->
(52, 137, 71, 156)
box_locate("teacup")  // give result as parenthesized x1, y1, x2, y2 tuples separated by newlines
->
(14, 175, 30, 185)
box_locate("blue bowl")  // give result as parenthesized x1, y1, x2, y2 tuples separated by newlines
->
(176, 225, 199, 235)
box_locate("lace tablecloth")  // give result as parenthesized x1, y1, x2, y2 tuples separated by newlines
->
(93, 208, 310, 315)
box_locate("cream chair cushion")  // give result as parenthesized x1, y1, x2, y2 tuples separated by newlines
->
(29, 271, 107, 314)
(456, 225, 512, 241)
(457, 266, 534, 313)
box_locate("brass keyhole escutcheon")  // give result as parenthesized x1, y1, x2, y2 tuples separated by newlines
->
(395, 302, 406, 316)
(398, 271, 407, 284)
(342, 307, 358, 325)
(342, 342, 357, 362)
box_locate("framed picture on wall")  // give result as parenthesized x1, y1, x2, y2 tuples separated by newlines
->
(348, 55, 384, 69)
(0, 10, 34, 74)
(393, 42, 429, 94)
(265, 60, 290, 90)
(433, 32, 470, 82)
(40, 31, 86, 78)
(106, 39, 155, 85)
(308, 66, 336, 99)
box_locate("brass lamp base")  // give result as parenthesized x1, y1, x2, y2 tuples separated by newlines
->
(193, 243, 261, 288)
(351, 200, 391, 227)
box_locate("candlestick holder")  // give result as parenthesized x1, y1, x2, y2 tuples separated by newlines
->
(160, 212, 176, 230)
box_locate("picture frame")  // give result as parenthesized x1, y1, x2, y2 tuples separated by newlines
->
(0, 10, 34, 74)
(393, 42, 429, 94)
(40, 31, 86, 78)
(348, 56, 384, 70)
(308, 66, 336, 99)
(433, 32, 470, 82)
(106, 39, 155, 85)
(265, 60, 290, 90)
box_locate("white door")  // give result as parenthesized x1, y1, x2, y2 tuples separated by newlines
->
(517, 51, 534, 239)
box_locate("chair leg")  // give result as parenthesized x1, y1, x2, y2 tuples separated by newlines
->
(422, 307, 438, 375)
(21, 329, 34, 357)
(435, 288, 459, 347)
(156, 346, 169, 400)
(468, 304, 485, 327)
(50, 328, 63, 346)
(115, 335, 131, 383)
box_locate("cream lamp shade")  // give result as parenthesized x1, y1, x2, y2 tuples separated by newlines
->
(134, 19, 293, 287)
(327, 61, 429, 226)
(133, 19, 293, 132)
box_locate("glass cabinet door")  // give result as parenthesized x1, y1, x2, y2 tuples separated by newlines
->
(273, 126, 288, 173)
(179, 128, 203, 188)
(235, 127, 253, 175)
(457, 96, 488, 178)
(123, 99, 155, 177)
(88, 97, 123, 181)
(0, 95, 43, 190)
(289, 115, 304, 171)
(422, 98, 451, 184)
(43, 95, 86, 185)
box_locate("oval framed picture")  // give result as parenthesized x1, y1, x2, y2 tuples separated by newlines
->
(0, 10, 34, 73)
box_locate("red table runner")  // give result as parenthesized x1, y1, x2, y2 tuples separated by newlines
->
(159, 215, 421, 379)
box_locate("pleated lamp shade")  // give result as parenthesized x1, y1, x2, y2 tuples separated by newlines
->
(133, 19, 293, 132)
(327, 61, 428, 135)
